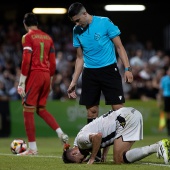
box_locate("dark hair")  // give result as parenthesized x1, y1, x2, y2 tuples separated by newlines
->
(62, 148, 89, 163)
(23, 13, 38, 27)
(68, 2, 85, 18)
(62, 149, 75, 163)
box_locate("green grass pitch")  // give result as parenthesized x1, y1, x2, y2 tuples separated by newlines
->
(0, 136, 170, 170)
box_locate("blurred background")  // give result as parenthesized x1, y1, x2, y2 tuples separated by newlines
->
(1, 0, 170, 49)
(0, 0, 169, 137)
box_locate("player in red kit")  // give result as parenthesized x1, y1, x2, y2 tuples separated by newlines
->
(17, 13, 68, 156)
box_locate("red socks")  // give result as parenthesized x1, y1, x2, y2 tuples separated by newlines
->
(24, 111, 35, 142)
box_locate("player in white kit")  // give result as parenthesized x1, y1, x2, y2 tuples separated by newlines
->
(62, 107, 170, 165)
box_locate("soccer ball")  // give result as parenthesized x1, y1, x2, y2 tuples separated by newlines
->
(10, 139, 27, 154)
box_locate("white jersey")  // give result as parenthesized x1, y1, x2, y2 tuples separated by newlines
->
(74, 107, 143, 150)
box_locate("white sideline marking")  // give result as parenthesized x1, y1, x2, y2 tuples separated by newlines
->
(141, 162, 170, 167)
(108, 159, 170, 167)
(0, 153, 61, 158)
(0, 153, 170, 167)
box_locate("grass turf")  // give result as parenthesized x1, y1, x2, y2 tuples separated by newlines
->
(0, 136, 170, 170)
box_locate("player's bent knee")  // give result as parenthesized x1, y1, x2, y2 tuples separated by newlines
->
(23, 104, 35, 112)
(36, 106, 45, 113)
(114, 151, 131, 164)
(114, 153, 124, 164)
(87, 106, 99, 118)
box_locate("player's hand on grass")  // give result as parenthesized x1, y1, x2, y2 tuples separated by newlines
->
(87, 158, 95, 164)
(101, 155, 107, 162)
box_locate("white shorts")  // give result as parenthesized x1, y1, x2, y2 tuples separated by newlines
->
(115, 109, 143, 141)
(76, 107, 143, 149)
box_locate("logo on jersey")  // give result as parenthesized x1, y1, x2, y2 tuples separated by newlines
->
(84, 140, 90, 144)
(117, 115, 126, 128)
(94, 33, 100, 41)
(119, 96, 122, 100)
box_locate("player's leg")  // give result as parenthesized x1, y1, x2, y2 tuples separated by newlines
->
(17, 104, 38, 155)
(86, 105, 99, 123)
(111, 104, 124, 111)
(17, 72, 40, 156)
(114, 137, 170, 164)
(113, 136, 134, 163)
(79, 67, 101, 123)
(36, 106, 68, 143)
(166, 113, 170, 136)
(124, 139, 170, 164)
(164, 97, 170, 136)
(123, 141, 158, 163)
(37, 72, 68, 143)
(113, 108, 142, 163)
(80, 67, 101, 160)
(114, 137, 160, 163)
(101, 63, 125, 109)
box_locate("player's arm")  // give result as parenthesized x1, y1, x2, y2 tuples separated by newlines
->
(18, 36, 32, 98)
(101, 146, 110, 162)
(72, 47, 84, 84)
(112, 36, 133, 84)
(87, 133, 102, 164)
(21, 48, 32, 76)
(67, 47, 84, 98)
(49, 44, 56, 91)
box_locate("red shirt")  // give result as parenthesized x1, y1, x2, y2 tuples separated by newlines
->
(21, 29, 56, 77)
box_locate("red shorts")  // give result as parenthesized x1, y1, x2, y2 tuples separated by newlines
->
(24, 70, 50, 106)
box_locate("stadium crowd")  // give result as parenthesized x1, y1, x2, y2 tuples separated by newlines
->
(0, 21, 170, 102)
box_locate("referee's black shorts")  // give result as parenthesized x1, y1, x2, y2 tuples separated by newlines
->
(164, 97, 170, 112)
(79, 63, 125, 106)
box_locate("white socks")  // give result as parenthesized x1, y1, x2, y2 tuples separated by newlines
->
(56, 127, 64, 138)
(28, 128, 64, 150)
(29, 142, 37, 151)
(125, 143, 159, 162)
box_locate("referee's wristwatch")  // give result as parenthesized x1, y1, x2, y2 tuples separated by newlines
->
(125, 67, 132, 72)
